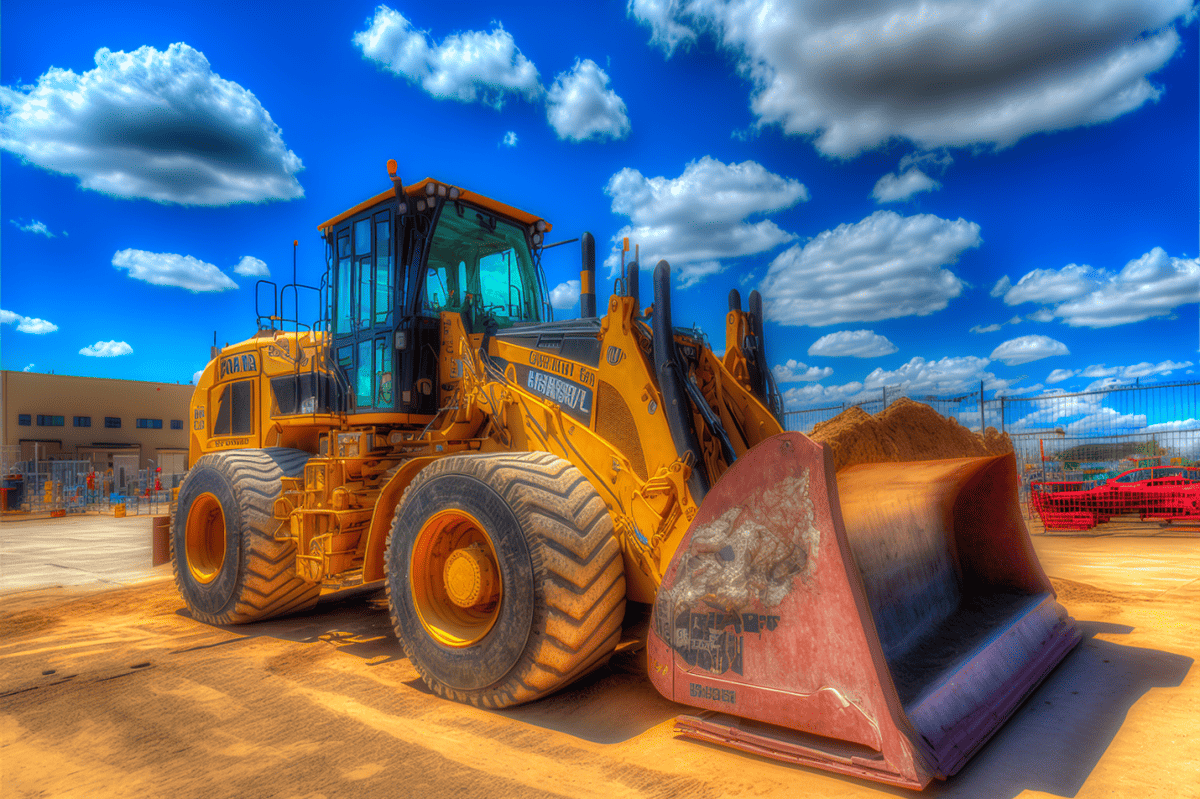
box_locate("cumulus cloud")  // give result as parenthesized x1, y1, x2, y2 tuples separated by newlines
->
(780, 354, 1015, 408)
(970, 323, 1002, 334)
(989, 334, 1070, 366)
(502, 131, 518, 148)
(192, 370, 204, 385)
(604, 156, 807, 287)
(10, 219, 54, 237)
(872, 168, 940, 203)
(0, 43, 303, 205)
(0, 308, 58, 334)
(22, 364, 34, 372)
(233, 256, 269, 277)
(1027, 308, 1056, 322)
(630, 1, 1193, 157)
(807, 329, 897, 358)
(759, 211, 979, 326)
(1081, 360, 1193, 382)
(113, 249, 238, 292)
(1002, 248, 1199, 327)
(990, 275, 1012, 298)
(550, 280, 580, 309)
(627, 0, 698, 54)
(547, 59, 631, 141)
(773, 359, 834, 382)
(1146, 418, 1200, 432)
(1046, 368, 1077, 384)
(80, 340, 133, 357)
(354, 6, 540, 109)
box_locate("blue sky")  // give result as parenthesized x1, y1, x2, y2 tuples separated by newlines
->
(3, 1, 1198, 416)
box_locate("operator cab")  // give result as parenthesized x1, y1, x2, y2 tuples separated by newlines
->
(319, 175, 552, 419)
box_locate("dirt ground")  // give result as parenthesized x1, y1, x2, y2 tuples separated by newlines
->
(2, 531, 1197, 799)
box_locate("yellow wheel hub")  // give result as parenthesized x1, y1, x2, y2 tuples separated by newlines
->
(185, 493, 226, 584)
(410, 510, 502, 647)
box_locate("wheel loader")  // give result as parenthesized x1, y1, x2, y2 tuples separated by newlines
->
(168, 160, 1079, 790)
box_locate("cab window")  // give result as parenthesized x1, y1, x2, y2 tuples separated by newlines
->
(421, 203, 542, 326)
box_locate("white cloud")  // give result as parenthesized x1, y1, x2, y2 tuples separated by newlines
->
(1085, 376, 1132, 392)
(1003, 248, 1200, 327)
(354, 6, 540, 109)
(1146, 418, 1200, 432)
(1046, 368, 1077, 384)
(547, 59, 631, 141)
(773, 359, 834, 383)
(1064, 408, 1147, 434)
(759, 211, 979, 326)
(233, 256, 269, 277)
(550, 280, 580, 309)
(990, 275, 1012, 297)
(872, 168, 940, 203)
(192, 370, 204, 385)
(604, 156, 807, 287)
(22, 364, 34, 372)
(970, 324, 1002, 334)
(1121, 359, 1192, 378)
(1081, 360, 1193, 382)
(1006, 315, 1023, 325)
(0, 308, 58, 334)
(627, 0, 697, 55)
(1054, 249, 1200, 327)
(113, 249, 238, 292)
(1004, 263, 1103, 305)
(1027, 308, 1056, 322)
(807, 329, 897, 358)
(502, 131, 518, 148)
(779, 353, 1014, 408)
(80, 340, 133, 358)
(10, 219, 54, 237)
(0, 43, 303, 205)
(631, 1, 1192, 157)
(989, 334, 1070, 366)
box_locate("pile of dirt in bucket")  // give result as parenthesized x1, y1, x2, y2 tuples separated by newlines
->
(809, 397, 1014, 472)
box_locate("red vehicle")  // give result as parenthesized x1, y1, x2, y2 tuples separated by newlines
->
(1032, 466, 1200, 530)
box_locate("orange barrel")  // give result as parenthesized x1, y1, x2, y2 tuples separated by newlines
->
(152, 516, 171, 566)
(113, 503, 126, 518)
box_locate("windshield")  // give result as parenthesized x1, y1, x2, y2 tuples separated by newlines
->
(421, 203, 544, 327)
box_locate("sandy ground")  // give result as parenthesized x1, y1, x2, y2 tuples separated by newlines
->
(1, 514, 1197, 799)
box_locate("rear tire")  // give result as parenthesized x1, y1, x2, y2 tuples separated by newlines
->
(387, 452, 625, 708)
(172, 448, 318, 624)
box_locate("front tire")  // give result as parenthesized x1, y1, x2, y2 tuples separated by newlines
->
(172, 448, 318, 624)
(387, 452, 625, 708)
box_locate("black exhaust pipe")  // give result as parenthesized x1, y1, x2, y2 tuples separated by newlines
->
(628, 260, 640, 309)
(653, 260, 709, 502)
(580, 232, 596, 318)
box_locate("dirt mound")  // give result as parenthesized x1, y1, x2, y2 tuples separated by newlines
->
(809, 397, 1014, 472)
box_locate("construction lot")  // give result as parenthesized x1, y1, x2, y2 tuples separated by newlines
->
(1, 512, 1197, 799)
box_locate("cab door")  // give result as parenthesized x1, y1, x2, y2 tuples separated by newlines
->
(331, 209, 396, 413)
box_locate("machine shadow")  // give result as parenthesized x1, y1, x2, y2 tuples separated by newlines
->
(923, 619, 1192, 799)
(176, 583, 405, 664)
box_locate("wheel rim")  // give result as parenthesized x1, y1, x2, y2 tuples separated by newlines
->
(410, 509, 502, 647)
(186, 492, 226, 584)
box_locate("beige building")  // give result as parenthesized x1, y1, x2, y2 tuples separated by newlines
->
(1, 371, 194, 485)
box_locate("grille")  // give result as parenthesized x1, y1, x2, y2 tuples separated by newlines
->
(596, 381, 648, 481)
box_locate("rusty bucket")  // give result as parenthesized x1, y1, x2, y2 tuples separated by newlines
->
(647, 431, 1079, 789)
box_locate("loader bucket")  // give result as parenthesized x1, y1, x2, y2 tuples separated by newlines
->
(647, 431, 1079, 789)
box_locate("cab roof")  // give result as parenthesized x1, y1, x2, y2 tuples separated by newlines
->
(317, 177, 551, 234)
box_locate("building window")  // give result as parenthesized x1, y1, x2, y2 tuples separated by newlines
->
(74, 416, 92, 427)
(105, 417, 121, 429)
(170, 419, 183, 430)
(136, 418, 164, 429)
(36, 415, 65, 427)
(18, 414, 31, 426)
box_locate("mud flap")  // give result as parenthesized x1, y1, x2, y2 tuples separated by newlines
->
(647, 432, 1080, 789)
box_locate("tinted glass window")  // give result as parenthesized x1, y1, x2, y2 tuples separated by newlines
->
(213, 385, 231, 436)
(422, 204, 541, 326)
(231, 380, 253, 435)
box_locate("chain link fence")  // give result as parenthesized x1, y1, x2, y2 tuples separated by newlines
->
(783, 380, 1200, 531)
